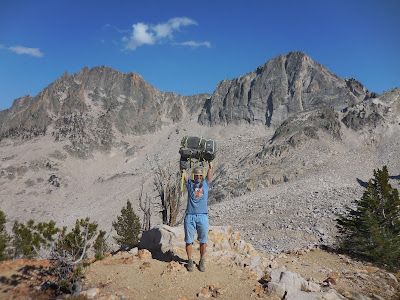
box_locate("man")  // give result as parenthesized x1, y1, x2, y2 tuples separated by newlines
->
(183, 161, 213, 272)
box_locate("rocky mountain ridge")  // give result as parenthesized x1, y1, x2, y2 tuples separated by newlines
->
(0, 66, 209, 158)
(0, 52, 386, 148)
(1, 51, 396, 163)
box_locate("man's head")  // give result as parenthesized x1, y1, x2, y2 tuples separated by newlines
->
(193, 166, 203, 183)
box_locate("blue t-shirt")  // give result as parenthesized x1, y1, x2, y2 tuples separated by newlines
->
(185, 178, 210, 214)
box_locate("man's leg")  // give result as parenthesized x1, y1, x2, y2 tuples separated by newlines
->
(184, 215, 195, 272)
(198, 243, 206, 272)
(186, 243, 192, 259)
(200, 242, 206, 259)
(197, 215, 208, 272)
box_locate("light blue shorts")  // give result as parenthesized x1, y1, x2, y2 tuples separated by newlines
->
(184, 214, 209, 244)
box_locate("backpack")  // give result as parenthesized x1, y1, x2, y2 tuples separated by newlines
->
(179, 136, 216, 161)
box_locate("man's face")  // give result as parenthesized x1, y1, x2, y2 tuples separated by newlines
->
(194, 172, 203, 183)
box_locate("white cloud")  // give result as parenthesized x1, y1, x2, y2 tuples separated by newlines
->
(9, 46, 44, 57)
(124, 22, 155, 50)
(123, 17, 200, 50)
(153, 23, 173, 39)
(176, 41, 211, 48)
(169, 17, 197, 30)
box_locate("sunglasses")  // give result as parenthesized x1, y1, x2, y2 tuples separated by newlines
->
(194, 174, 203, 177)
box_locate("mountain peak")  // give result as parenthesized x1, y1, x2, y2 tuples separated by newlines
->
(198, 52, 367, 127)
(0, 64, 210, 155)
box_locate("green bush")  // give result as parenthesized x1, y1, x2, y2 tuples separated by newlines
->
(12, 219, 59, 259)
(58, 217, 98, 258)
(1, 212, 108, 295)
(94, 230, 107, 261)
(336, 166, 400, 271)
(52, 218, 99, 293)
(112, 200, 141, 249)
(0, 210, 11, 261)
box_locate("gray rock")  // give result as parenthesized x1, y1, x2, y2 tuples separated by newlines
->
(267, 282, 286, 299)
(139, 224, 186, 255)
(198, 51, 367, 127)
(128, 247, 139, 255)
(72, 281, 82, 297)
(302, 280, 321, 293)
(279, 270, 304, 292)
(286, 291, 319, 300)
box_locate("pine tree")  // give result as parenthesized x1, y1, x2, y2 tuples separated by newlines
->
(58, 218, 98, 258)
(336, 166, 400, 271)
(94, 230, 107, 261)
(12, 219, 60, 259)
(112, 200, 141, 249)
(0, 210, 11, 261)
(53, 218, 99, 291)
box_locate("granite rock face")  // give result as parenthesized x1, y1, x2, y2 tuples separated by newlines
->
(198, 51, 369, 127)
(342, 88, 400, 131)
(0, 66, 210, 157)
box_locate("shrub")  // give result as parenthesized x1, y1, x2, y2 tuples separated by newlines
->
(2, 213, 106, 295)
(53, 218, 99, 293)
(336, 166, 400, 271)
(94, 230, 107, 261)
(112, 200, 141, 249)
(57, 218, 98, 259)
(0, 210, 11, 261)
(12, 219, 59, 259)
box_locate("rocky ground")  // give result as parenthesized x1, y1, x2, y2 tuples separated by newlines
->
(0, 240, 399, 299)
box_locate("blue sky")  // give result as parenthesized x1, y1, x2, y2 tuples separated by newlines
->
(0, 0, 399, 110)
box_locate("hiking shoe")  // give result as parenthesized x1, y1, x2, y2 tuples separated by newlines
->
(199, 259, 205, 272)
(187, 259, 194, 272)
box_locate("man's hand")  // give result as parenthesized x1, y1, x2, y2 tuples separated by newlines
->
(207, 161, 214, 182)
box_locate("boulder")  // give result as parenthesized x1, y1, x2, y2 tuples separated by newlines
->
(139, 224, 186, 255)
(266, 268, 327, 299)
(267, 282, 286, 299)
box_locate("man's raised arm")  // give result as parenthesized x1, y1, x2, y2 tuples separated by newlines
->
(207, 161, 214, 183)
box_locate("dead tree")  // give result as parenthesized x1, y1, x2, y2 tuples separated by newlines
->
(152, 160, 185, 227)
(139, 184, 152, 231)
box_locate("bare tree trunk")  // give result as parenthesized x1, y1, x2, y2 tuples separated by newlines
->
(152, 160, 184, 227)
(139, 186, 152, 232)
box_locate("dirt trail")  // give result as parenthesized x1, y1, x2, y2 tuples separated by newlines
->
(83, 250, 262, 300)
